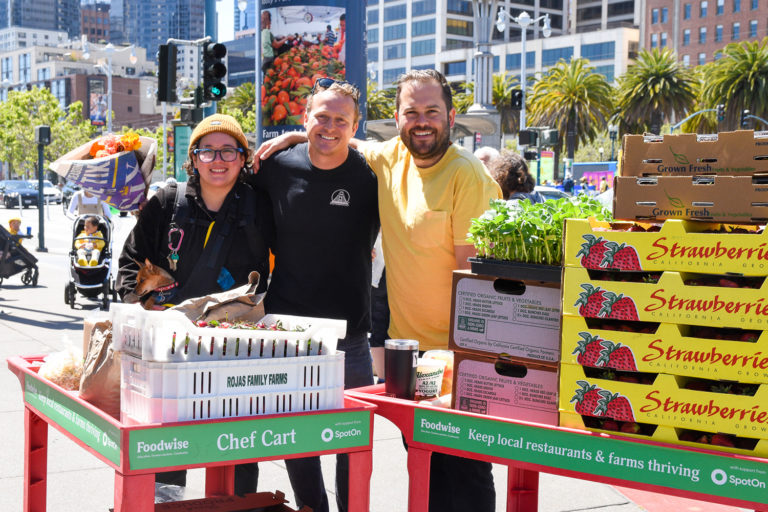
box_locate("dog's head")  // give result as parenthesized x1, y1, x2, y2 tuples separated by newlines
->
(134, 258, 175, 297)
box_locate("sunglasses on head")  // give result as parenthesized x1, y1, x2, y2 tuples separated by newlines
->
(311, 78, 356, 94)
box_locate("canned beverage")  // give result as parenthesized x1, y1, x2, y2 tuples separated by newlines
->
(384, 339, 419, 399)
(26, 226, 31, 236)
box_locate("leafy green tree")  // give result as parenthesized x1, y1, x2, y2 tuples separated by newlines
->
(0, 87, 96, 179)
(527, 57, 613, 159)
(366, 80, 395, 120)
(614, 48, 697, 136)
(699, 38, 768, 131)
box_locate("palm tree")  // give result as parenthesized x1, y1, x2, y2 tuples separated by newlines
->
(219, 82, 256, 114)
(527, 57, 613, 161)
(699, 38, 768, 131)
(614, 48, 697, 135)
(366, 80, 396, 120)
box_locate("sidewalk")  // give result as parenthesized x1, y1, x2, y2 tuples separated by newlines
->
(0, 205, 752, 511)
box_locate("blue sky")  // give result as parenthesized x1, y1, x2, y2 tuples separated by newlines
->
(217, 0, 235, 42)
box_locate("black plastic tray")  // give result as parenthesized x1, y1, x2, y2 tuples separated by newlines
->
(468, 257, 562, 283)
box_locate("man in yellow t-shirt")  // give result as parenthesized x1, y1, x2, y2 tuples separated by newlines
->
(256, 69, 502, 512)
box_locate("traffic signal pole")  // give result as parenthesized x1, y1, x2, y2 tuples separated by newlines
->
(204, 0, 217, 117)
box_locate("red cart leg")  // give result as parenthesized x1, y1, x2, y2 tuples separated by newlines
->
(506, 466, 539, 512)
(347, 450, 372, 512)
(24, 408, 48, 512)
(205, 465, 235, 497)
(114, 472, 154, 512)
(407, 447, 431, 512)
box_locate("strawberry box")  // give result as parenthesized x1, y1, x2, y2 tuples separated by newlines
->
(451, 351, 559, 425)
(563, 217, 768, 275)
(559, 411, 768, 458)
(559, 363, 768, 440)
(562, 266, 768, 330)
(620, 129, 768, 178)
(560, 315, 768, 384)
(449, 270, 562, 363)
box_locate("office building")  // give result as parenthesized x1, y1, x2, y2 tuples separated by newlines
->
(365, 0, 639, 88)
(643, 0, 768, 66)
(0, 0, 80, 38)
(110, 0, 205, 62)
(81, 1, 111, 43)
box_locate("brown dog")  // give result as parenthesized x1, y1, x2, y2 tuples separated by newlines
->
(133, 258, 177, 310)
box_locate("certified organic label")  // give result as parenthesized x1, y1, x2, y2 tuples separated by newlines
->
(453, 277, 560, 361)
(413, 409, 768, 505)
(24, 374, 121, 465)
(128, 411, 369, 469)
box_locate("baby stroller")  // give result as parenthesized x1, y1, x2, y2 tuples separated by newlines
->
(0, 225, 38, 287)
(65, 214, 117, 310)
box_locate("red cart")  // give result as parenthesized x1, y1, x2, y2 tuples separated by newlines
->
(8, 355, 375, 512)
(348, 383, 768, 512)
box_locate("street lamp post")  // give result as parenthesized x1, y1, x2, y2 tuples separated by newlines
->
(496, 10, 551, 131)
(83, 40, 137, 133)
(598, 147, 604, 162)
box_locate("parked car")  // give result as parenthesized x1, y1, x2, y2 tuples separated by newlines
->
(0, 179, 39, 208)
(534, 185, 571, 202)
(30, 179, 62, 204)
(61, 182, 82, 210)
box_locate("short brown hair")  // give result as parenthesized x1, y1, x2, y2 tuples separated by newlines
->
(307, 80, 361, 123)
(395, 69, 452, 112)
(489, 151, 534, 199)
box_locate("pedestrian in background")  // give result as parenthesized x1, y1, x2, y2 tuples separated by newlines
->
(489, 150, 545, 203)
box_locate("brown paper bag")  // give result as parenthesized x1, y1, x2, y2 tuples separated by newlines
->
(79, 320, 121, 418)
(171, 271, 266, 323)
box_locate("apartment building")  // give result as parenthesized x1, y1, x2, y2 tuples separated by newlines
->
(643, 0, 768, 65)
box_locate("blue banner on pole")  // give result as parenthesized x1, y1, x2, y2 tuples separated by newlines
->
(257, 0, 366, 143)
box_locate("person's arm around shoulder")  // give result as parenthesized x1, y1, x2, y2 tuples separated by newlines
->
(252, 132, 370, 171)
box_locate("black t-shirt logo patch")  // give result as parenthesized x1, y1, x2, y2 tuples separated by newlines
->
(330, 189, 350, 206)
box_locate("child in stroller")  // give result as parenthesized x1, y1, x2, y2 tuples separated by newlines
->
(66, 214, 116, 309)
(74, 215, 105, 266)
(0, 222, 37, 287)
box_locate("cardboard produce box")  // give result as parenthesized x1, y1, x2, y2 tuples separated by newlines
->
(452, 351, 558, 425)
(562, 266, 768, 330)
(563, 217, 768, 275)
(559, 362, 768, 440)
(613, 175, 768, 223)
(621, 130, 768, 177)
(560, 315, 768, 383)
(559, 411, 768, 458)
(450, 270, 561, 363)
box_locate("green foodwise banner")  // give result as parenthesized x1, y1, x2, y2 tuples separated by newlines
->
(414, 409, 768, 505)
(129, 411, 369, 469)
(24, 375, 121, 465)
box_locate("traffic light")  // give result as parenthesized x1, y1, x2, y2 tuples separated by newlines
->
(510, 89, 523, 110)
(741, 109, 750, 129)
(202, 41, 227, 102)
(540, 129, 559, 146)
(518, 129, 538, 146)
(716, 104, 725, 123)
(157, 43, 177, 103)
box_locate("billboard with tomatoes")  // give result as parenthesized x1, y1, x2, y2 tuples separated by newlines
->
(258, 0, 365, 142)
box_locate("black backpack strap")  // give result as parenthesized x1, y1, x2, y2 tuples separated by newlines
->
(169, 181, 189, 228)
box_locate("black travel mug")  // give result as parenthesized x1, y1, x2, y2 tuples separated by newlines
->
(384, 339, 419, 399)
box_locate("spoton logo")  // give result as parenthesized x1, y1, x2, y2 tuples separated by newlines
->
(321, 428, 334, 442)
(711, 468, 727, 486)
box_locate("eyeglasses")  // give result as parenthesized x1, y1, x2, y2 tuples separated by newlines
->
(193, 147, 244, 163)
(311, 77, 356, 94)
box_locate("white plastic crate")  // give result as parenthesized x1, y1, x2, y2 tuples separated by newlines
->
(121, 385, 345, 424)
(111, 303, 346, 362)
(120, 352, 345, 399)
